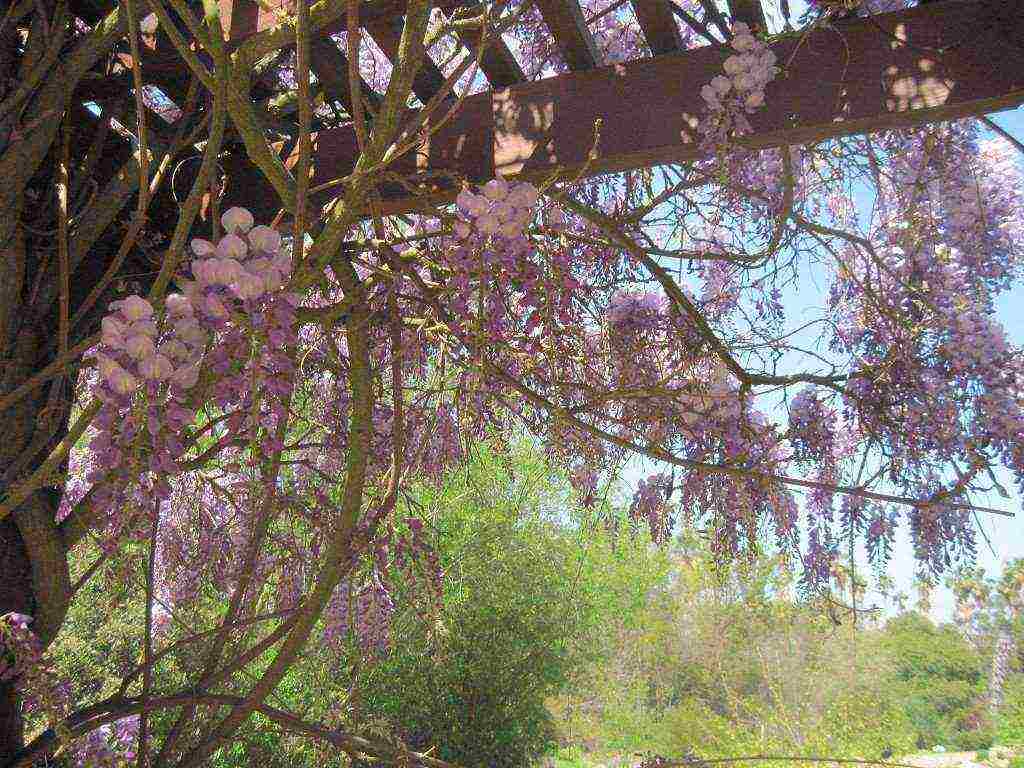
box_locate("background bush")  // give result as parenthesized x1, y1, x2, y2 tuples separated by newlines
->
(45, 445, 1024, 767)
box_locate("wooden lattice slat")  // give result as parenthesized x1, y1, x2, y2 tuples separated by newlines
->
(630, 0, 684, 55)
(534, 0, 600, 70)
(309, 36, 383, 114)
(727, 0, 767, 31)
(363, 16, 451, 103)
(448, 9, 525, 88)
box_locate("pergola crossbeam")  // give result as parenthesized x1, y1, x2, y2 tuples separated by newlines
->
(534, 0, 601, 70)
(309, 36, 383, 114)
(448, 8, 526, 88)
(726, 0, 767, 31)
(220, 0, 1024, 218)
(363, 16, 451, 104)
(630, 0, 684, 55)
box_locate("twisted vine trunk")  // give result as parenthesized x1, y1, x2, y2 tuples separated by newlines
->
(989, 626, 1015, 720)
(0, 208, 76, 761)
(0, 519, 34, 762)
(0, 5, 153, 758)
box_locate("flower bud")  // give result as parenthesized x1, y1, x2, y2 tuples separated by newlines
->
(221, 206, 254, 234)
(125, 334, 156, 360)
(499, 222, 521, 239)
(262, 269, 285, 292)
(191, 238, 216, 257)
(272, 254, 293, 276)
(171, 364, 200, 389)
(116, 295, 154, 321)
(483, 178, 509, 200)
(101, 317, 126, 348)
(459, 192, 488, 217)
(211, 258, 244, 285)
(130, 319, 158, 338)
(723, 55, 744, 75)
(165, 293, 194, 317)
(109, 367, 139, 396)
(248, 225, 282, 254)
(95, 353, 120, 382)
(711, 75, 732, 95)
(507, 183, 539, 209)
(217, 234, 248, 261)
(476, 213, 500, 235)
(492, 201, 514, 221)
(139, 12, 158, 33)
(139, 353, 174, 381)
(231, 273, 265, 301)
(174, 319, 207, 347)
(191, 260, 214, 285)
(205, 294, 229, 318)
(160, 341, 187, 362)
(732, 33, 756, 52)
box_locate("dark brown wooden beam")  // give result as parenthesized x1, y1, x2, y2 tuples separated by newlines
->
(363, 16, 450, 104)
(727, 0, 767, 31)
(107, 23, 192, 106)
(630, 0, 684, 55)
(447, 9, 525, 88)
(309, 35, 382, 113)
(222, 0, 1024, 219)
(221, 0, 468, 45)
(534, 0, 600, 70)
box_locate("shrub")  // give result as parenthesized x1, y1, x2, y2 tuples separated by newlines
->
(355, 448, 664, 768)
(955, 729, 996, 751)
(998, 676, 1024, 746)
(881, 613, 985, 748)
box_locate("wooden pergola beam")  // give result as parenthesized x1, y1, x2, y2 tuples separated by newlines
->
(221, 0, 1024, 219)
(310, 35, 383, 113)
(534, 0, 601, 70)
(363, 16, 450, 104)
(220, 0, 469, 45)
(447, 8, 525, 88)
(630, 0, 684, 55)
(726, 0, 767, 31)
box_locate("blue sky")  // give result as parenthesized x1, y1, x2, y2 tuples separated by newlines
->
(622, 99, 1024, 621)
(624, 0, 1024, 621)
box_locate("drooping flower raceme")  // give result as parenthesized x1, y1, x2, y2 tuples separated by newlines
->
(699, 23, 780, 151)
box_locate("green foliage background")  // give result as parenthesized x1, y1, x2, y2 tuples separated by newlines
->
(41, 444, 1024, 767)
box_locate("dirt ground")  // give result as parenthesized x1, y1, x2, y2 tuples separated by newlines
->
(899, 753, 984, 768)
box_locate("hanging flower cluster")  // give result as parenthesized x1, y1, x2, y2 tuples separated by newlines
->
(607, 291, 666, 334)
(699, 23, 780, 150)
(0, 613, 70, 739)
(453, 179, 540, 241)
(628, 473, 674, 544)
(69, 717, 141, 768)
(87, 207, 297, 549)
(321, 517, 441, 659)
